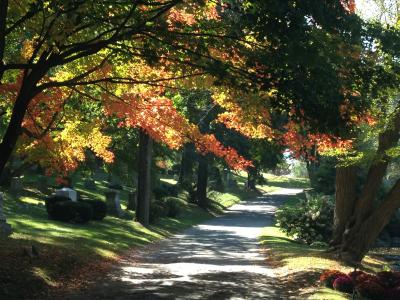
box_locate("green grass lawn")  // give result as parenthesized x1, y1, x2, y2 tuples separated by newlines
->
(0, 173, 261, 299)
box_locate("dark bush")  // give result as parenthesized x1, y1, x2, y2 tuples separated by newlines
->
(164, 197, 183, 218)
(355, 280, 386, 300)
(333, 276, 353, 294)
(153, 183, 178, 200)
(276, 194, 334, 244)
(308, 157, 336, 194)
(149, 201, 167, 223)
(45, 195, 71, 215)
(80, 199, 107, 221)
(376, 271, 400, 288)
(386, 286, 400, 300)
(107, 183, 123, 190)
(349, 270, 366, 281)
(354, 272, 380, 287)
(48, 200, 93, 224)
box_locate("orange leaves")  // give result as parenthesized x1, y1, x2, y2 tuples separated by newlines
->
(166, 1, 220, 30)
(341, 0, 356, 13)
(282, 121, 353, 160)
(191, 131, 253, 170)
(1, 73, 114, 175)
(167, 8, 196, 28)
(213, 90, 274, 139)
(106, 94, 187, 149)
(217, 111, 274, 139)
(104, 92, 252, 170)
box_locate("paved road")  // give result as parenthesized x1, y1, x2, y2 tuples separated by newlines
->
(66, 188, 302, 300)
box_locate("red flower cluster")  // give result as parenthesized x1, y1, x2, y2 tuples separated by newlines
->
(321, 269, 400, 300)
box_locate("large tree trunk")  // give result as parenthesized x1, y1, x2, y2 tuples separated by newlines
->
(0, 90, 32, 176)
(136, 130, 153, 226)
(196, 154, 208, 208)
(340, 178, 400, 264)
(333, 110, 400, 264)
(247, 166, 257, 190)
(330, 166, 357, 248)
(0, 65, 48, 177)
(178, 143, 195, 186)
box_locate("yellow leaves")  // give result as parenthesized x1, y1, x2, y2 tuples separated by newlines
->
(18, 118, 114, 175)
(21, 39, 36, 60)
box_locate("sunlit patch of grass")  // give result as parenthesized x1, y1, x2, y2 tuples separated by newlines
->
(32, 267, 58, 287)
(307, 288, 350, 300)
(260, 226, 351, 299)
(260, 227, 349, 273)
(256, 185, 281, 193)
(263, 173, 310, 189)
(160, 177, 178, 185)
(260, 224, 387, 298)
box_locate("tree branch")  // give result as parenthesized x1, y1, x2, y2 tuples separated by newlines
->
(0, 0, 8, 81)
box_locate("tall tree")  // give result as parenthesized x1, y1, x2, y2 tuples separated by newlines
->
(136, 130, 153, 226)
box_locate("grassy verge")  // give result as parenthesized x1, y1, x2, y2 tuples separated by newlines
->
(0, 174, 259, 299)
(259, 193, 388, 300)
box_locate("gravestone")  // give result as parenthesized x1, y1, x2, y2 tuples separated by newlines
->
(55, 187, 77, 201)
(0, 193, 12, 237)
(10, 177, 23, 196)
(105, 189, 123, 217)
(37, 176, 48, 192)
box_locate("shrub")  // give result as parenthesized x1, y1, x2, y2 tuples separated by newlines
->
(153, 183, 178, 200)
(376, 271, 400, 288)
(386, 286, 400, 300)
(45, 195, 71, 215)
(349, 270, 366, 281)
(80, 199, 107, 221)
(48, 201, 93, 224)
(308, 157, 337, 194)
(333, 276, 354, 294)
(320, 270, 347, 288)
(276, 194, 334, 244)
(354, 273, 379, 286)
(164, 197, 183, 218)
(355, 280, 386, 300)
(149, 201, 168, 223)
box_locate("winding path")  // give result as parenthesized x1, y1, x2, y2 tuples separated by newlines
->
(66, 188, 302, 300)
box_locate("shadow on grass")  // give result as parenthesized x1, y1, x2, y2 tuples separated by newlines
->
(1, 192, 209, 299)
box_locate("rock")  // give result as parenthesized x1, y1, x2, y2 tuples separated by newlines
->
(37, 176, 48, 192)
(55, 187, 77, 202)
(105, 189, 123, 217)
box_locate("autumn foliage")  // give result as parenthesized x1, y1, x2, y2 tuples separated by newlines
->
(0, 74, 114, 175)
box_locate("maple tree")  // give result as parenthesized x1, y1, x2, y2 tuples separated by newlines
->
(0, 0, 238, 179)
(2, 0, 400, 252)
